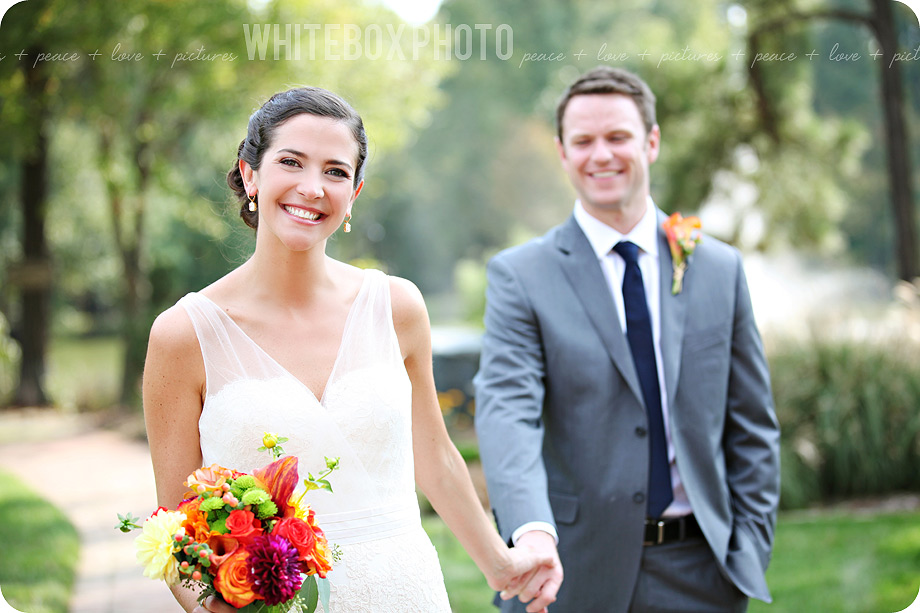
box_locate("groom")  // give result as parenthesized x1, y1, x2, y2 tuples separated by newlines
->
(474, 66, 780, 612)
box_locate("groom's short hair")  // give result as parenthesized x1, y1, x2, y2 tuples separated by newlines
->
(555, 66, 657, 141)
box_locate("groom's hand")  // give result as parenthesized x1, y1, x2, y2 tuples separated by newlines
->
(509, 530, 563, 613)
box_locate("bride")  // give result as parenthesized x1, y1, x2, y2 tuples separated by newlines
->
(143, 86, 557, 613)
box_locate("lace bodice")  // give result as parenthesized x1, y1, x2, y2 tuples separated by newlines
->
(179, 269, 450, 612)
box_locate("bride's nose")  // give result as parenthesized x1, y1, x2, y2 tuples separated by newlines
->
(297, 174, 324, 199)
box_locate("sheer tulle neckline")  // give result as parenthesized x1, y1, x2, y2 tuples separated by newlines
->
(194, 270, 370, 405)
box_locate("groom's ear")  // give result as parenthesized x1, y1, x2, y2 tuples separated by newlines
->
(555, 136, 567, 161)
(553, 136, 567, 166)
(646, 125, 661, 164)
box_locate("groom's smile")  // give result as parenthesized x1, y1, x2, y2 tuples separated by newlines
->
(556, 93, 660, 230)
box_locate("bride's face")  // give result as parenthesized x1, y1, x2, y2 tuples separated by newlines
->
(242, 113, 363, 253)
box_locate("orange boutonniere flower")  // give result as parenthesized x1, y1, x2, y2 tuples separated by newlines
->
(662, 212, 702, 295)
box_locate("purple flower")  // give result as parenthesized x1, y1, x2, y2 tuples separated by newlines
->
(247, 534, 303, 606)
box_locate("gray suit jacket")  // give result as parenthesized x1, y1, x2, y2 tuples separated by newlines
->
(474, 212, 780, 612)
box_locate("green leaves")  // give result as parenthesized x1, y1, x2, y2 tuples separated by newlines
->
(114, 512, 142, 532)
(302, 457, 341, 494)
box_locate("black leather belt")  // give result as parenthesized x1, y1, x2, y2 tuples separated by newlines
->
(643, 514, 702, 546)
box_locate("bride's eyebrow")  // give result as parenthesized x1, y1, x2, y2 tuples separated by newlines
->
(276, 148, 354, 170)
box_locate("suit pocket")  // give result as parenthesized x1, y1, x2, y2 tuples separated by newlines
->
(682, 323, 731, 355)
(549, 491, 579, 525)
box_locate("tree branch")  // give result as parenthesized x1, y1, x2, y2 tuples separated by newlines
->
(746, 8, 873, 142)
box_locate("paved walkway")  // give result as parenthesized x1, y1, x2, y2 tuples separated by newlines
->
(0, 409, 183, 613)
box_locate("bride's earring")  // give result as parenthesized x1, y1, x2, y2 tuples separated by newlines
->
(248, 192, 258, 212)
(343, 213, 352, 233)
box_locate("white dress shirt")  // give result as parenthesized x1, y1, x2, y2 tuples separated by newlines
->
(573, 198, 691, 518)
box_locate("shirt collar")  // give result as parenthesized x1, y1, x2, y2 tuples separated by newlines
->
(573, 197, 660, 260)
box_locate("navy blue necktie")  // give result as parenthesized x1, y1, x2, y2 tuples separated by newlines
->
(613, 241, 673, 518)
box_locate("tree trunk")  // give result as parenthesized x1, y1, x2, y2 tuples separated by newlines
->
(105, 126, 152, 409)
(12, 47, 51, 408)
(871, 0, 918, 281)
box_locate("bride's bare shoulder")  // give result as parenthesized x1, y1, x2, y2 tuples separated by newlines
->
(147, 302, 199, 361)
(387, 275, 427, 324)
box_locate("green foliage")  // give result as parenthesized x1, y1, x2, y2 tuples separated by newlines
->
(0, 312, 20, 403)
(770, 338, 920, 509)
(46, 335, 123, 410)
(0, 469, 80, 613)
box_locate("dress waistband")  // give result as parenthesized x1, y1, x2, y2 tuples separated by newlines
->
(316, 496, 422, 546)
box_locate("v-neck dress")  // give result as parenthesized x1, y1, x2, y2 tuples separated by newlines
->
(178, 269, 451, 612)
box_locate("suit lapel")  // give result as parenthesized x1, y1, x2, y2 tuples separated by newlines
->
(554, 216, 645, 406)
(656, 210, 688, 410)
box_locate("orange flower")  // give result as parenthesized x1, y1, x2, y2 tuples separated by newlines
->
(272, 517, 315, 559)
(253, 456, 299, 517)
(206, 533, 240, 569)
(302, 507, 333, 577)
(185, 464, 234, 498)
(177, 498, 212, 543)
(213, 548, 260, 608)
(225, 509, 263, 545)
(662, 212, 702, 295)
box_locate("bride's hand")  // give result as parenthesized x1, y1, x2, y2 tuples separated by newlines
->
(192, 594, 238, 613)
(490, 530, 563, 613)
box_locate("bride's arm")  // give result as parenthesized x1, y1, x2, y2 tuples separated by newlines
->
(143, 307, 235, 613)
(389, 278, 560, 613)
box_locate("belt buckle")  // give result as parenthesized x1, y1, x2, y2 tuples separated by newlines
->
(644, 519, 666, 546)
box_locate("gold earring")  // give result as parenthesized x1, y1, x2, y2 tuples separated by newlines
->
(248, 193, 257, 212)
(343, 213, 352, 233)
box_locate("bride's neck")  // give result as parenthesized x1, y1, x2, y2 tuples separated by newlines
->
(243, 241, 335, 306)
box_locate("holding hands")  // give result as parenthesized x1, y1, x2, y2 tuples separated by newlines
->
(489, 530, 564, 613)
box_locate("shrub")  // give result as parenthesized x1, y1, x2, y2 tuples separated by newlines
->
(769, 338, 920, 509)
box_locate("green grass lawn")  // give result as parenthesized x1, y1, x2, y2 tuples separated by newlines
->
(750, 510, 920, 613)
(0, 469, 80, 613)
(424, 510, 920, 613)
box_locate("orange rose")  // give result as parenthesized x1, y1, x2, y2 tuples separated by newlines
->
(272, 517, 316, 561)
(298, 509, 333, 577)
(225, 509, 262, 544)
(213, 549, 260, 608)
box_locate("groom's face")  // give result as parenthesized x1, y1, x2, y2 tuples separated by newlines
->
(556, 93, 660, 226)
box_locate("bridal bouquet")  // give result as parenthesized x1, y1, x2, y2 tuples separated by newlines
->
(117, 434, 339, 612)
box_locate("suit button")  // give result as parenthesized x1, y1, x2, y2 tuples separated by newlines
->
(635, 426, 647, 437)
(633, 492, 645, 504)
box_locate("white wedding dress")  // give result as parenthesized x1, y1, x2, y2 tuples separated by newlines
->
(179, 269, 451, 612)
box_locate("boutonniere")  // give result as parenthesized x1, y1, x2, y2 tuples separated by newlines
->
(662, 212, 702, 295)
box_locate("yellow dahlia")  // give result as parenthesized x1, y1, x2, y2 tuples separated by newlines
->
(135, 510, 186, 584)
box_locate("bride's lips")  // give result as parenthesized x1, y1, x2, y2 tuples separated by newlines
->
(281, 204, 325, 224)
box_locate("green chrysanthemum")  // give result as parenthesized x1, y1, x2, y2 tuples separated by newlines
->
(200, 497, 226, 512)
(209, 516, 227, 534)
(241, 488, 270, 506)
(256, 500, 278, 519)
(233, 475, 256, 490)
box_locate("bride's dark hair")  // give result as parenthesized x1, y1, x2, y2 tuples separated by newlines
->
(227, 87, 369, 230)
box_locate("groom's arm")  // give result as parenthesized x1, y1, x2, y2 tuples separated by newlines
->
(474, 253, 555, 544)
(723, 252, 781, 570)
(474, 252, 563, 611)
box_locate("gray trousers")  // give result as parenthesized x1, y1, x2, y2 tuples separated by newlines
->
(629, 536, 749, 613)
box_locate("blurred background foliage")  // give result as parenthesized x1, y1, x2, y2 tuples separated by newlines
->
(0, 0, 919, 509)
